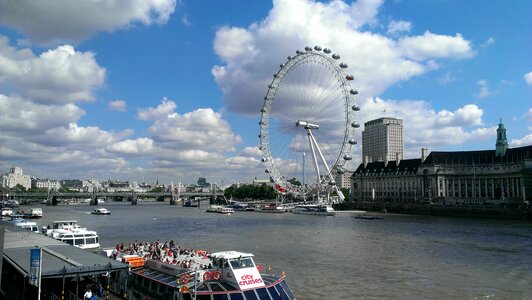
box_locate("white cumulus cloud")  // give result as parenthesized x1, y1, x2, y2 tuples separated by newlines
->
(387, 20, 411, 35)
(525, 71, 532, 85)
(212, 0, 475, 116)
(476, 80, 490, 99)
(0, 0, 177, 45)
(0, 37, 106, 104)
(108, 100, 127, 112)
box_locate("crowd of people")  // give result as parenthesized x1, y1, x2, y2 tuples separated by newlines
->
(110, 240, 214, 270)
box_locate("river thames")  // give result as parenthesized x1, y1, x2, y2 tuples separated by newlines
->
(33, 201, 531, 300)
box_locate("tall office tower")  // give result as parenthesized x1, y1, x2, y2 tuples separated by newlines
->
(362, 117, 404, 163)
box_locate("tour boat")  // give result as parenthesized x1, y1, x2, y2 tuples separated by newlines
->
(45, 220, 100, 252)
(91, 207, 111, 215)
(291, 204, 335, 216)
(205, 205, 235, 215)
(255, 203, 286, 213)
(106, 249, 296, 300)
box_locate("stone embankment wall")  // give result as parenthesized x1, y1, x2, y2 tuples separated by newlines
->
(337, 202, 531, 220)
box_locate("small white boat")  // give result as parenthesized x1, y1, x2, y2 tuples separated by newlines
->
(292, 204, 335, 216)
(45, 220, 100, 252)
(205, 205, 234, 215)
(91, 207, 111, 215)
(208, 205, 235, 214)
(255, 203, 286, 213)
(17, 207, 43, 218)
(9, 217, 40, 233)
(1, 207, 13, 217)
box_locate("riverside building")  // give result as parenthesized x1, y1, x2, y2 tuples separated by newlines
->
(362, 117, 404, 164)
(0, 167, 31, 190)
(352, 120, 532, 205)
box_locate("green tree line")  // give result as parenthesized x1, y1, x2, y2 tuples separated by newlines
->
(224, 184, 277, 200)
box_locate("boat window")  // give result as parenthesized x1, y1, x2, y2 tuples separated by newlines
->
(243, 290, 258, 300)
(228, 293, 244, 300)
(96, 237, 99, 243)
(229, 258, 254, 270)
(267, 287, 279, 298)
(213, 294, 228, 300)
(255, 288, 271, 300)
(209, 283, 225, 291)
(64, 239, 74, 245)
(279, 281, 294, 299)
(74, 239, 84, 245)
(86, 238, 96, 244)
(74, 234, 84, 238)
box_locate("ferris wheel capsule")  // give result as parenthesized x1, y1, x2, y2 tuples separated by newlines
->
(350, 89, 358, 95)
(344, 155, 352, 160)
(305, 46, 313, 51)
(346, 74, 354, 80)
(348, 139, 357, 145)
(323, 48, 331, 54)
(351, 122, 360, 128)
(339, 63, 348, 68)
(280, 64, 285, 68)
(314, 45, 322, 51)
(296, 50, 302, 54)
(332, 54, 340, 59)
(352, 105, 360, 111)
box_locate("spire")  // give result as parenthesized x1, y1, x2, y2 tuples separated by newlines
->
(495, 119, 508, 157)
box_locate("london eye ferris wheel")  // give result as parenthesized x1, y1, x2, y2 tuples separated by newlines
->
(259, 45, 360, 201)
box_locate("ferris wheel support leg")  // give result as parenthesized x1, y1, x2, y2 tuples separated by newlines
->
(308, 129, 345, 202)
(307, 131, 321, 199)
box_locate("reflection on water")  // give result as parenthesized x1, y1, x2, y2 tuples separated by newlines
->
(34, 202, 532, 300)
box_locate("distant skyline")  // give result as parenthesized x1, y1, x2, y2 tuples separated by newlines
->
(0, 0, 530, 185)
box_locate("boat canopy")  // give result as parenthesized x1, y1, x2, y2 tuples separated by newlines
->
(210, 251, 254, 259)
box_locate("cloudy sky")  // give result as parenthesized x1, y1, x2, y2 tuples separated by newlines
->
(0, 0, 530, 185)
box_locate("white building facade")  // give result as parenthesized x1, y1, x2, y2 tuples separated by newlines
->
(362, 117, 404, 163)
(35, 179, 61, 191)
(1, 167, 31, 190)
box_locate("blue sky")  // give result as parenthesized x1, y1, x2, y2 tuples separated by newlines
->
(0, 0, 530, 185)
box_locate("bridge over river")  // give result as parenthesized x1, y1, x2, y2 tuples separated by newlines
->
(7, 191, 225, 206)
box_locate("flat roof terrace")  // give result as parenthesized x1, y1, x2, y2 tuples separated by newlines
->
(1, 222, 128, 299)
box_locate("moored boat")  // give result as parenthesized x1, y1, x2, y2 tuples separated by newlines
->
(1, 207, 13, 217)
(16, 207, 43, 218)
(91, 207, 111, 215)
(45, 220, 100, 252)
(205, 205, 235, 214)
(255, 203, 286, 213)
(8, 216, 40, 233)
(105, 248, 296, 300)
(291, 204, 335, 216)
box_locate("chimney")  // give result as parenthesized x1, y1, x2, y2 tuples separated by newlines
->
(384, 156, 388, 167)
(421, 147, 428, 163)
(364, 156, 369, 168)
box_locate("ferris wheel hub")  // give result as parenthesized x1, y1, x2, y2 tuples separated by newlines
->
(296, 120, 319, 129)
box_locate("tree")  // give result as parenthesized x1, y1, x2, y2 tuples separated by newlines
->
(12, 184, 26, 192)
(223, 184, 276, 200)
(288, 178, 301, 186)
(149, 187, 165, 193)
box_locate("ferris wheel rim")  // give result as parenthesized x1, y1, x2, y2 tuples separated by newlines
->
(259, 46, 359, 196)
